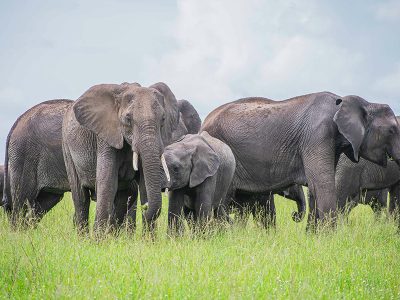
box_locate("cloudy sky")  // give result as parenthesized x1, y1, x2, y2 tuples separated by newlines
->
(0, 0, 399, 160)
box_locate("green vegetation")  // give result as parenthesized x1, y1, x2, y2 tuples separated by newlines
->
(1, 193, 400, 299)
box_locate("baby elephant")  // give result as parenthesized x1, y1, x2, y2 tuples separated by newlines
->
(161, 131, 236, 232)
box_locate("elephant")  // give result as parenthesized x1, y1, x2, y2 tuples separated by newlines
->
(0, 165, 4, 203)
(161, 131, 236, 233)
(231, 184, 306, 228)
(201, 94, 400, 229)
(335, 153, 400, 217)
(62, 82, 183, 232)
(2, 99, 139, 228)
(2, 100, 73, 226)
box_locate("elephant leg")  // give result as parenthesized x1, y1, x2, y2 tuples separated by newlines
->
(113, 188, 134, 228)
(232, 191, 252, 226)
(195, 177, 215, 226)
(94, 148, 119, 233)
(389, 184, 400, 228)
(10, 178, 38, 228)
(303, 148, 337, 228)
(64, 149, 91, 232)
(32, 191, 64, 223)
(124, 184, 139, 230)
(168, 189, 185, 235)
(252, 193, 276, 230)
(306, 189, 317, 232)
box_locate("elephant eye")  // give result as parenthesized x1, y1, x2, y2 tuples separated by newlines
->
(122, 114, 132, 126)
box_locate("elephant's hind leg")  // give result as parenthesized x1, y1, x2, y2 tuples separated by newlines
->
(32, 191, 64, 223)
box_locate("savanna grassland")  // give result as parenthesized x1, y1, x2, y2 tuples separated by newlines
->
(1, 193, 400, 299)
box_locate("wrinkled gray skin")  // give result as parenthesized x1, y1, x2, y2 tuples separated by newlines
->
(231, 184, 306, 228)
(336, 153, 400, 217)
(161, 132, 236, 233)
(3, 100, 73, 226)
(63, 82, 181, 232)
(0, 165, 4, 203)
(202, 94, 400, 229)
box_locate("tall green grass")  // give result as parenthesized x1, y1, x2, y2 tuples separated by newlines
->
(1, 193, 399, 299)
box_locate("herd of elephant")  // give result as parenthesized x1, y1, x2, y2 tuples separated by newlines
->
(1, 82, 400, 235)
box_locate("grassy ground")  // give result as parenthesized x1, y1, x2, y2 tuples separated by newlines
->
(1, 193, 400, 299)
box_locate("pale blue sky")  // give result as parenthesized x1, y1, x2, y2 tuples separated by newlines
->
(1, 0, 400, 160)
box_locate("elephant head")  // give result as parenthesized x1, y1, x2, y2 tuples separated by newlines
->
(161, 134, 220, 190)
(334, 96, 400, 166)
(73, 82, 179, 223)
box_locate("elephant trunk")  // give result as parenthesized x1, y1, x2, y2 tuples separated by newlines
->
(138, 125, 163, 227)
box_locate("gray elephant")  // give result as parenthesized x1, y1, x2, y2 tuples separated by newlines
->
(201, 94, 400, 229)
(3, 100, 73, 226)
(62, 82, 183, 232)
(161, 131, 236, 233)
(336, 153, 400, 216)
(231, 184, 306, 228)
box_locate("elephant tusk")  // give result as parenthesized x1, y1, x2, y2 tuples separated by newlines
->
(132, 152, 139, 171)
(161, 154, 171, 183)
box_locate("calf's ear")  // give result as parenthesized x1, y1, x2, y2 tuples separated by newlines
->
(189, 141, 220, 188)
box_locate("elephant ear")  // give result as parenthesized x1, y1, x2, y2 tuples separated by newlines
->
(189, 137, 220, 188)
(149, 82, 180, 143)
(333, 96, 368, 161)
(178, 99, 202, 134)
(73, 83, 127, 149)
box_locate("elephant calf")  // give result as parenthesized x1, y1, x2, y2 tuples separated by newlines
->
(336, 153, 400, 217)
(161, 131, 236, 232)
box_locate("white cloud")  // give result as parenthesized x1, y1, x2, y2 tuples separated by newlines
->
(148, 0, 369, 116)
(374, 63, 400, 94)
(375, 1, 400, 22)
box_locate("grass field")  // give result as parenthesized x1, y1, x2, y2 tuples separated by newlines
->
(1, 193, 400, 299)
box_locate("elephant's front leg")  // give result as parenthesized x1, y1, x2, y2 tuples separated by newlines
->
(389, 184, 400, 228)
(303, 147, 337, 228)
(168, 189, 185, 235)
(113, 186, 137, 228)
(94, 146, 119, 233)
(195, 176, 216, 227)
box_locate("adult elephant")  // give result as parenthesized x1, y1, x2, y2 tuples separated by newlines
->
(336, 153, 400, 217)
(201, 94, 400, 228)
(3, 100, 73, 226)
(62, 82, 181, 232)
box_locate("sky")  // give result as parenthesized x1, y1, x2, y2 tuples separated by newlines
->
(0, 0, 399, 160)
